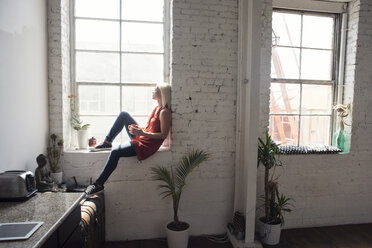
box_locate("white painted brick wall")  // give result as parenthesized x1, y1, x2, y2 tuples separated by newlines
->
(48, 0, 372, 240)
(48, 0, 63, 138)
(257, 0, 372, 229)
(47, 0, 70, 146)
(259, 0, 272, 136)
(51, 0, 238, 241)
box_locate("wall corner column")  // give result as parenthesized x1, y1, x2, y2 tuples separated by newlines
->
(232, 0, 262, 247)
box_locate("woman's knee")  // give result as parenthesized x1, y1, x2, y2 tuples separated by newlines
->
(119, 111, 130, 119)
(110, 148, 121, 158)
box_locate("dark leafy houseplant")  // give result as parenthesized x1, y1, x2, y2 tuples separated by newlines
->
(151, 150, 210, 231)
(257, 131, 293, 225)
(47, 134, 64, 173)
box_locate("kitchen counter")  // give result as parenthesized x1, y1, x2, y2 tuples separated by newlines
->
(0, 192, 85, 248)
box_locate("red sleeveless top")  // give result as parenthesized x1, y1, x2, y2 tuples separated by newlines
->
(130, 106, 166, 161)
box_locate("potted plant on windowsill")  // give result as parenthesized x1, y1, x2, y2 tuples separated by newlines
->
(151, 150, 210, 248)
(47, 134, 64, 185)
(257, 131, 294, 245)
(69, 94, 90, 149)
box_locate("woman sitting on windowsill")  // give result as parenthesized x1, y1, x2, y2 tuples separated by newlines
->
(85, 83, 171, 196)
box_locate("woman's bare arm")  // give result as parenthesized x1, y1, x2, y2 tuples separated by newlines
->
(129, 109, 171, 139)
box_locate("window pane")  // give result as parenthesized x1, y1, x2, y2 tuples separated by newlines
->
(122, 54, 164, 83)
(75, 20, 119, 51)
(301, 49, 332, 80)
(122, 0, 164, 22)
(122, 22, 163, 53)
(301, 84, 333, 115)
(300, 116, 331, 146)
(79, 85, 120, 115)
(269, 115, 299, 146)
(302, 15, 334, 49)
(270, 83, 300, 114)
(75, 0, 120, 19)
(122, 86, 157, 116)
(80, 116, 116, 145)
(76, 52, 120, 83)
(271, 47, 300, 79)
(272, 12, 301, 47)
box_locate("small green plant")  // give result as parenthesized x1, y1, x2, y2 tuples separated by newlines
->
(151, 150, 210, 231)
(257, 131, 294, 225)
(69, 94, 90, 131)
(47, 134, 64, 173)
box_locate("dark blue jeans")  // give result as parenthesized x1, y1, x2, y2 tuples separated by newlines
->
(96, 111, 137, 185)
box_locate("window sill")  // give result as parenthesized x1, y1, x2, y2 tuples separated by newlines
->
(64, 146, 171, 154)
(278, 145, 344, 155)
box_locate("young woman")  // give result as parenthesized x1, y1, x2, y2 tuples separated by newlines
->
(85, 83, 171, 195)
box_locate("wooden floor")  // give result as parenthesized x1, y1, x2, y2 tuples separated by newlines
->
(105, 235, 232, 248)
(105, 223, 372, 248)
(263, 223, 372, 248)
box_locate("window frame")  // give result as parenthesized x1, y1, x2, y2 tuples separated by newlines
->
(69, 0, 170, 145)
(269, 8, 343, 146)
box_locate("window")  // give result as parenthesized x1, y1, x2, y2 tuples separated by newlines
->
(72, 0, 169, 145)
(270, 10, 340, 146)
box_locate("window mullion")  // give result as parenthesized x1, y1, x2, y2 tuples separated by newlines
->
(76, 82, 157, 87)
(75, 16, 163, 25)
(271, 78, 334, 85)
(297, 13, 304, 146)
(119, 0, 123, 144)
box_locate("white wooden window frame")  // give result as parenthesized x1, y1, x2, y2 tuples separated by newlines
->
(270, 7, 346, 146)
(69, 0, 170, 145)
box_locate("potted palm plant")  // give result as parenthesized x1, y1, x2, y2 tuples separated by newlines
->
(151, 150, 210, 248)
(257, 131, 293, 245)
(47, 134, 64, 185)
(69, 94, 90, 149)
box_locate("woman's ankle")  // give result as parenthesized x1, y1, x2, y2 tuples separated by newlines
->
(94, 182, 103, 187)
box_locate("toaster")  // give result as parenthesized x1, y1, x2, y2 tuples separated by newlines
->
(0, 170, 37, 200)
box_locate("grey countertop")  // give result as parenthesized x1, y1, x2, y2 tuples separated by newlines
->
(0, 192, 85, 248)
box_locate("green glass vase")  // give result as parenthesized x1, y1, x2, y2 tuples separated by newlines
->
(333, 130, 350, 153)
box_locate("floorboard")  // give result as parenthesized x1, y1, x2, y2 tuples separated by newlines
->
(105, 223, 372, 248)
(263, 223, 372, 248)
(105, 235, 233, 248)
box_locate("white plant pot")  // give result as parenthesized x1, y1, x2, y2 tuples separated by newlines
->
(50, 172, 63, 185)
(77, 130, 89, 149)
(166, 222, 189, 248)
(257, 218, 282, 245)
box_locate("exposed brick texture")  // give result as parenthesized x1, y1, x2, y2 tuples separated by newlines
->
(49, 0, 239, 241)
(47, 0, 71, 146)
(257, 0, 372, 230)
(47, 0, 372, 241)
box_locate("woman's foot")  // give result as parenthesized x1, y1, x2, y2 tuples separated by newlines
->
(91, 141, 112, 152)
(85, 183, 104, 196)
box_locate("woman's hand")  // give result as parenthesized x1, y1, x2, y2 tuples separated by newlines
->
(129, 125, 144, 136)
(128, 108, 171, 139)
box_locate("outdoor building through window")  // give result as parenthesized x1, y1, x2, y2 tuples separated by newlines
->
(269, 10, 340, 146)
(72, 0, 169, 146)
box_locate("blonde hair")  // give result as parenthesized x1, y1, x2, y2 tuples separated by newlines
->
(157, 83, 171, 109)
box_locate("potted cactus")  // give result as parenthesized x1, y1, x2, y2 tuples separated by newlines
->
(151, 150, 210, 248)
